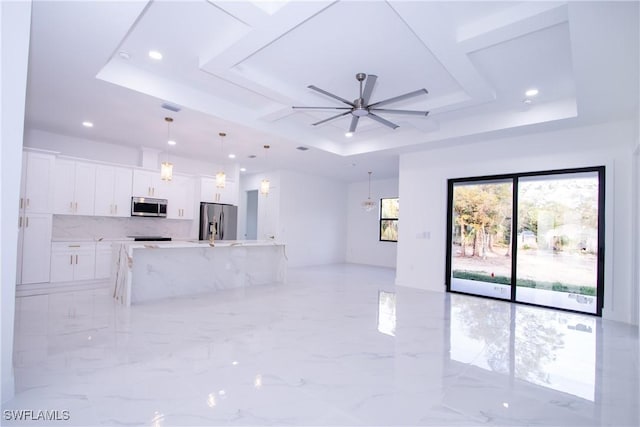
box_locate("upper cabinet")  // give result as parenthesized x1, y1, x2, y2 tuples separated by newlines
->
(165, 174, 195, 219)
(200, 177, 238, 205)
(20, 151, 55, 213)
(52, 159, 96, 215)
(132, 169, 169, 199)
(94, 165, 133, 217)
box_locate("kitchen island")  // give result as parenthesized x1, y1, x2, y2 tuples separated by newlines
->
(113, 240, 286, 305)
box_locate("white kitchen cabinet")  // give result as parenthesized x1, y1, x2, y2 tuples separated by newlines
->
(52, 159, 96, 215)
(20, 151, 55, 213)
(132, 169, 168, 198)
(50, 242, 96, 282)
(17, 213, 52, 284)
(95, 242, 113, 280)
(95, 165, 133, 217)
(17, 151, 55, 285)
(166, 175, 195, 219)
(200, 177, 237, 205)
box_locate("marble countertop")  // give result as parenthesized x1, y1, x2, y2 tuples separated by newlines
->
(51, 237, 135, 243)
(124, 240, 283, 250)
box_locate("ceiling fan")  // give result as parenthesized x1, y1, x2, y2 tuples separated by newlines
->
(292, 73, 429, 134)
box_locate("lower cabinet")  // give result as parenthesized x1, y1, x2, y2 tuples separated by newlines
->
(94, 242, 113, 280)
(50, 242, 96, 282)
(17, 213, 52, 285)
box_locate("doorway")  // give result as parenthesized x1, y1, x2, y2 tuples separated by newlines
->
(446, 167, 605, 315)
(245, 190, 258, 240)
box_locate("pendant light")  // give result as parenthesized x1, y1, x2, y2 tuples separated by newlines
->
(216, 132, 226, 188)
(160, 117, 174, 181)
(362, 171, 375, 212)
(260, 145, 270, 196)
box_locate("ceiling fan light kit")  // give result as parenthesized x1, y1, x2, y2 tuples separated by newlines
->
(293, 73, 429, 135)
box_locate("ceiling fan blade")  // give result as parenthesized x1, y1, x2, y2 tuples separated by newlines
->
(367, 113, 399, 130)
(370, 108, 429, 116)
(308, 85, 355, 107)
(348, 115, 359, 133)
(361, 74, 377, 104)
(292, 106, 352, 110)
(311, 111, 351, 126)
(368, 88, 428, 108)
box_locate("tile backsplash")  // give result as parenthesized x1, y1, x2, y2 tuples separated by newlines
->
(52, 215, 196, 240)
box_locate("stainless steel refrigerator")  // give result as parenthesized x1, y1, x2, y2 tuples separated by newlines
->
(199, 203, 238, 241)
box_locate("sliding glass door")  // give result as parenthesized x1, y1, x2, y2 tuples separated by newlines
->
(449, 180, 513, 300)
(515, 172, 601, 313)
(446, 167, 604, 315)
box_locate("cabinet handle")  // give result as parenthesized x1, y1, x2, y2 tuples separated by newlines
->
(19, 198, 23, 209)
(115, 204, 118, 214)
(18, 217, 22, 228)
(75, 202, 78, 212)
(70, 201, 74, 211)
(25, 217, 29, 228)
(26, 198, 30, 208)
(68, 245, 80, 248)
(70, 255, 73, 265)
(75, 255, 78, 264)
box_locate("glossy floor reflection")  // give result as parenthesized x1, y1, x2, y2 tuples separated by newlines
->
(3, 264, 639, 426)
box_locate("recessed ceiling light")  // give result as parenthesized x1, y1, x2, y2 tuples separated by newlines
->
(240, 167, 246, 172)
(82, 121, 93, 128)
(345, 132, 353, 138)
(118, 51, 131, 60)
(167, 140, 176, 146)
(148, 50, 163, 60)
(525, 88, 539, 97)
(523, 98, 533, 105)
(228, 153, 236, 159)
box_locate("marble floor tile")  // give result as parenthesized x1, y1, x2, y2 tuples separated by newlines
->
(2, 264, 639, 426)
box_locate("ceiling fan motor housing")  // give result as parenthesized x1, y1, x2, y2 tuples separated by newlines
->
(353, 98, 369, 116)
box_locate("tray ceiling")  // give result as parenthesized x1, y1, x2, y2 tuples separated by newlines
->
(25, 1, 639, 180)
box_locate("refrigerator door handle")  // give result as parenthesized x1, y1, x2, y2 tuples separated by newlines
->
(220, 211, 224, 240)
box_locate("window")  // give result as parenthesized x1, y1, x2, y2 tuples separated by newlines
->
(380, 198, 399, 242)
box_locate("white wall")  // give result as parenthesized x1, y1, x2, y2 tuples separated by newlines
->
(238, 170, 347, 267)
(635, 141, 640, 329)
(278, 170, 347, 267)
(397, 119, 639, 325)
(1, 0, 31, 403)
(346, 177, 398, 267)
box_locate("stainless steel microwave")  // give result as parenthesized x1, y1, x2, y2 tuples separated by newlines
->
(131, 197, 167, 217)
